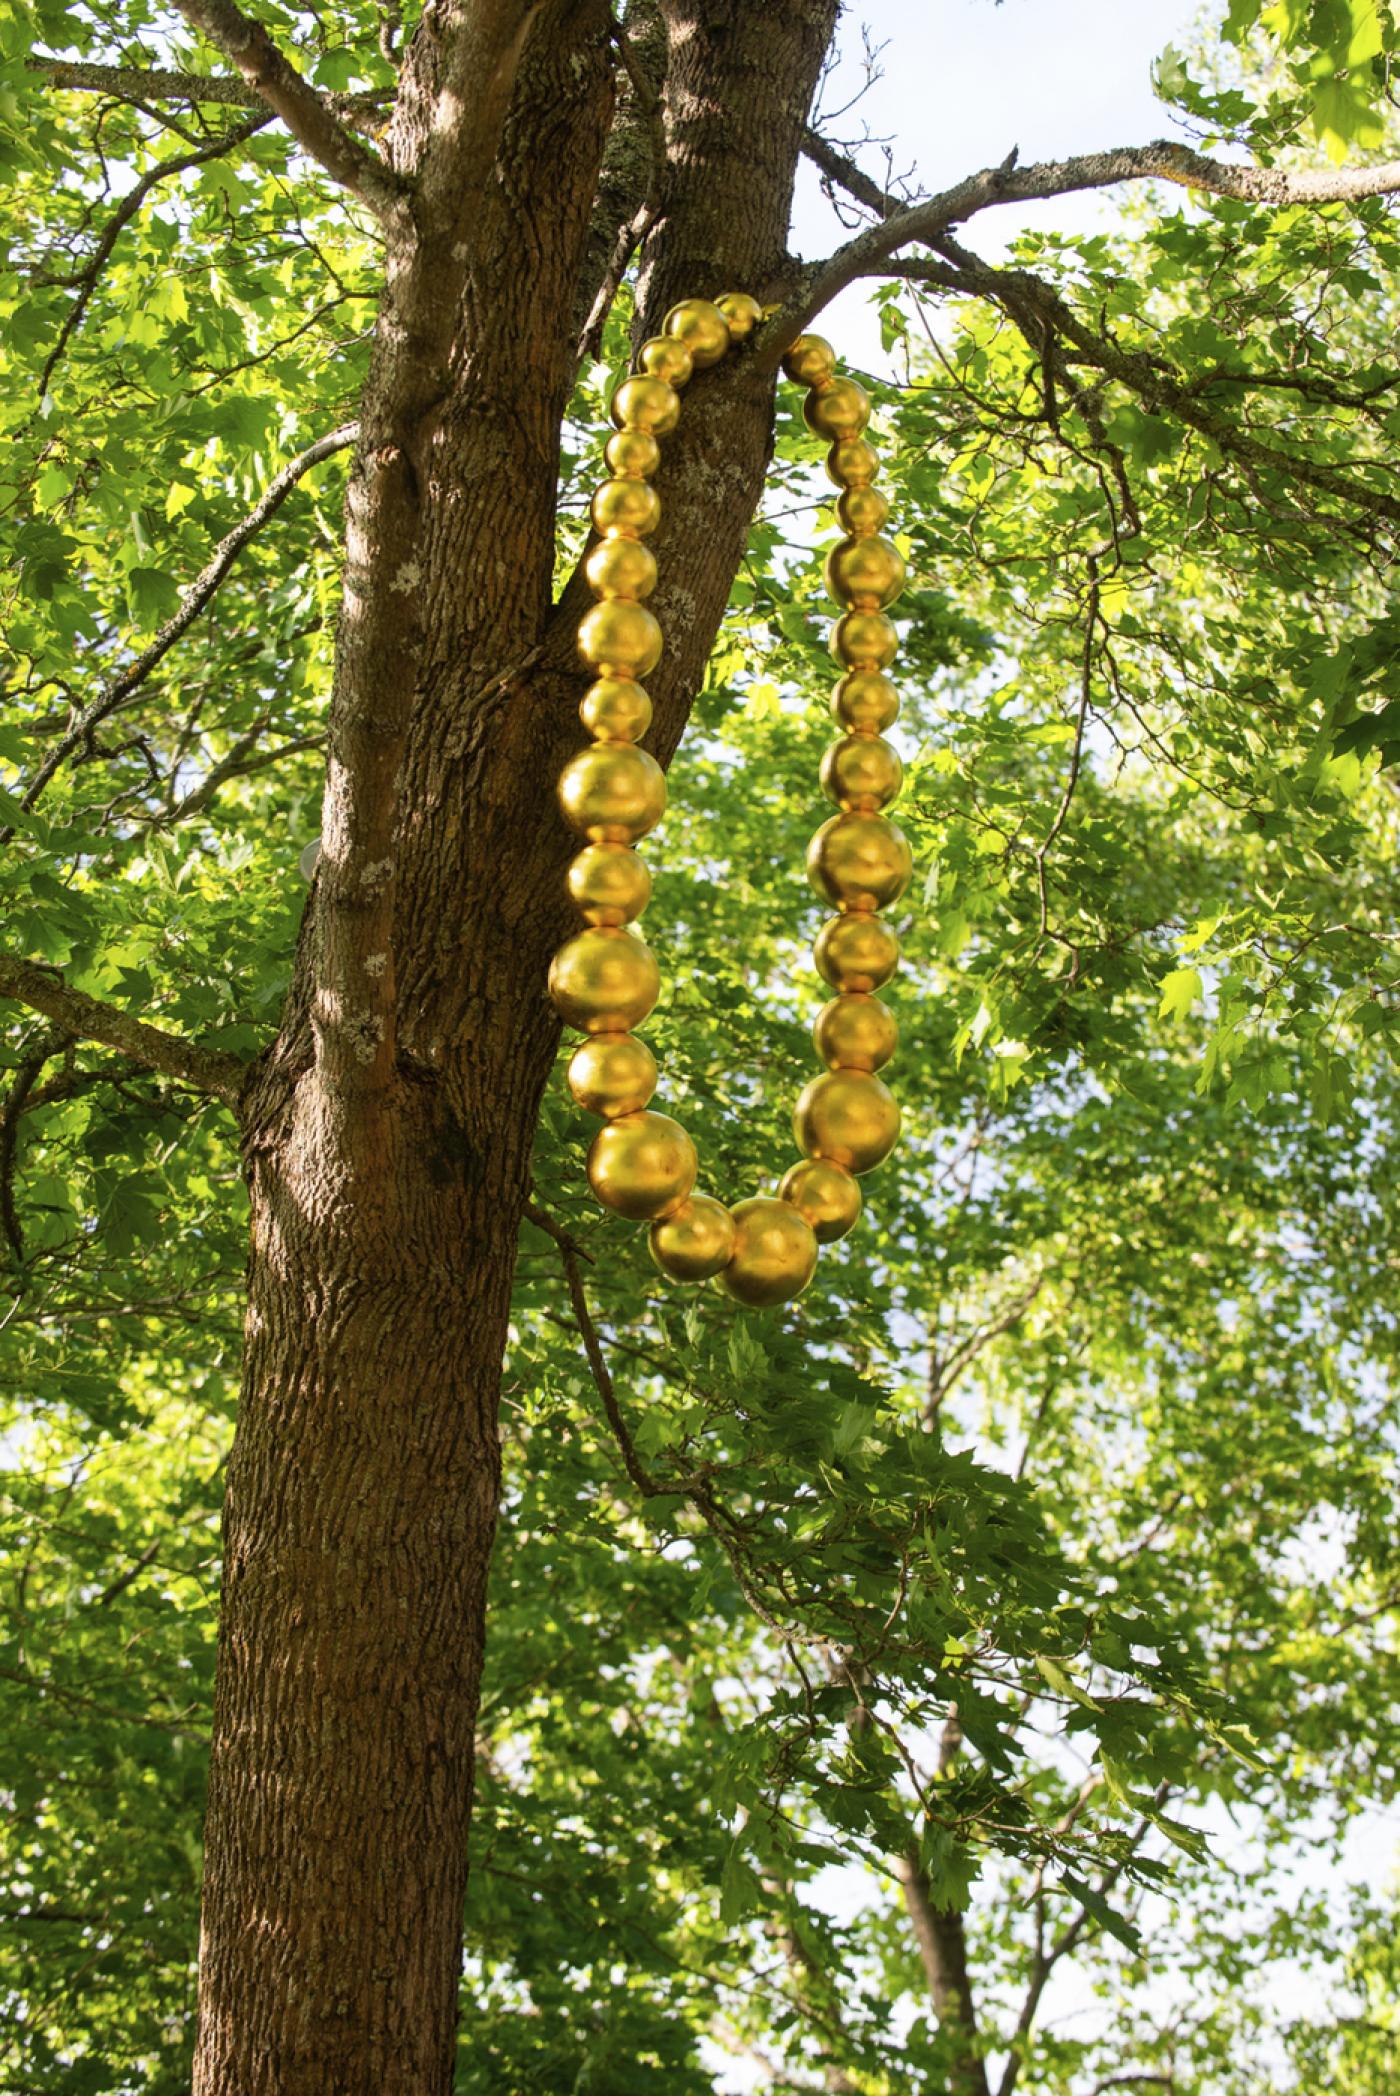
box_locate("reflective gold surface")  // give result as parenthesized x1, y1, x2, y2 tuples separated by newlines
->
(716, 291, 763, 340)
(549, 927, 660, 1035)
(559, 743, 666, 843)
(830, 611, 898, 669)
(826, 437, 879, 488)
(819, 733, 903, 812)
(813, 913, 900, 993)
(778, 1158, 862, 1244)
(803, 377, 870, 442)
(813, 993, 898, 1072)
(588, 1110, 697, 1220)
(585, 537, 658, 601)
(823, 534, 907, 612)
(663, 298, 730, 368)
(605, 430, 661, 480)
(611, 374, 680, 437)
(719, 1196, 818, 1307)
(592, 478, 660, 539)
(578, 599, 663, 678)
(782, 333, 837, 388)
(568, 1031, 658, 1118)
(579, 677, 652, 743)
(837, 485, 891, 535)
(807, 813, 913, 912)
(638, 334, 694, 387)
(793, 1070, 901, 1175)
(832, 669, 900, 733)
(566, 841, 652, 925)
(649, 1193, 736, 1281)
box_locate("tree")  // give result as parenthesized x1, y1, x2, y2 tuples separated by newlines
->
(3, 1, 1400, 2091)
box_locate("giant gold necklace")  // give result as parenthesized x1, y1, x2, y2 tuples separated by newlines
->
(548, 295, 910, 1308)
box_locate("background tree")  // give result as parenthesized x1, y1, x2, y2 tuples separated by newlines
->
(2, 1, 1399, 2092)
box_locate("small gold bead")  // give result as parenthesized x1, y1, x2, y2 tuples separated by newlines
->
(719, 1196, 818, 1307)
(813, 914, 900, 994)
(579, 677, 653, 743)
(662, 298, 730, 368)
(807, 813, 913, 913)
(568, 1031, 658, 1117)
(605, 430, 661, 480)
(588, 1109, 697, 1221)
(649, 1194, 737, 1281)
(803, 377, 870, 443)
(820, 734, 903, 813)
(592, 478, 660, 539)
(826, 438, 880, 489)
(782, 333, 837, 388)
(559, 742, 666, 843)
(578, 598, 663, 679)
(566, 841, 652, 925)
(715, 291, 763, 341)
(832, 670, 900, 733)
(778, 1158, 862, 1244)
(793, 1069, 900, 1175)
(585, 537, 658, 601)
(611, 373, 681, 437)
(824, 535, 907, 613)
(549, 927, 659, 1035)
(837, 485, 891, 536)
(637, 334, 695, 387)
(830, 611, 898, 670)
(813, 993, 898, 1072)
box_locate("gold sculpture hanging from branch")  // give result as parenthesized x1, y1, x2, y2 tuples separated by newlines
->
(549, 295, 911, 1308)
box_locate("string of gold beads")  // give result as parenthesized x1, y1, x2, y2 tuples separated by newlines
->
(548, 295, 911, 1310)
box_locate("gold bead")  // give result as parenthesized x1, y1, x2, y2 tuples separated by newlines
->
(814, 914, 900, 993)
(568, 1031, 658, 1117)
(592, 478, 660, 539)
(588, 1110, 697, 1220)
(578, 599, 663, 678)
(778, 1158, 862, 1244)
(549, 927, 660, 1035)
(559, 742, 666, 843)
(813, 993, 898, 1072)
(719, 1196, 818, 1307)
(820, 734, 903, 812)
(611, 373, 681, 437)
(830, 611, 898, 670)
(826, 438, 880, 489)
(794, 1070, 900, 1175)
(663, 298, 730, 369)
(716, 291, 763, 341)
(586, 537, 658, 601)
(605, 430, 661, 480)
(782, 334, 837, 388)
(803, 377, 870, 443)
(566, 841, 652, 925)
(637, 334, 694, 387)
(649, 1193, 736, 1281)
(838, 485, 891, 535)
(832, 669, 899, 733)
(579, 677, 653, 743)
(807, 814, 913, 912)
(824, 535, 906, 612)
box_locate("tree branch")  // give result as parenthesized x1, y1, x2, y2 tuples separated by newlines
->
(0, 955, 246, 1107)
(27, 57, 393, 135)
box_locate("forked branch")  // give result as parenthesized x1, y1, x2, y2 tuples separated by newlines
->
(0, 954, 246, 1107)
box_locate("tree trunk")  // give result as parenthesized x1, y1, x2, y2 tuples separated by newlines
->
(193, 3, 838, 2088)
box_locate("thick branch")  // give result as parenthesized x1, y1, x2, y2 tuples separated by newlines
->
(27, 57, 392, 135)
(0, 955, 246, 1106)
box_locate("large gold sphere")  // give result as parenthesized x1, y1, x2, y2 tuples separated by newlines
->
(585, 537, 658, 601)
(838, 485, 891, 535)
(579, 677, 652, 743)
(803, 377, 870, 443)
(550, 927, 660, 1035)
(719, 1196, 818, 1307)
(566, 841, 652, 925)
(813, 993, 898, 1072)
(716, 291, 763, 340)
(605, 430, 661, 480)
(778, 1158, 862, 1244)
(814, 913, 900, 993)
(578, 599, 663, 679)
(832, 669, 900, 733)
(830, 611, 898, 670)
(820, 733, 903, 812)
(794, 1070, 900, 1175)
(824, 534, 907, 612)
(638, 334, 694, 387)
(807, 813, 913, 913)
(663, 298, 730, 369)
(649, 1194, 736, 1281)
(782, 333, 837, 388)
(588, 1110, 697, 1220)
(592, 477, 660, 539)
(611, 374, 681, 437)
(826, 438, 879, 489)
(559, 742, 666, 843)
(568, 1031, 658, 1118)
